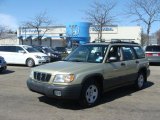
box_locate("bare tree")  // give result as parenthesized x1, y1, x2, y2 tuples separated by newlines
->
(126, 0, 160, 45)
(156, 29, 160, 44)
(85, 0, 116, 41)
(0, 26, 7, 39)
(23, 11, 52, 45)
(141, 30, 148, 46)
(0, 26, 14, 40)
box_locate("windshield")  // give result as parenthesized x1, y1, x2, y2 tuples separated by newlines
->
(44, 47, 54, 53)
(24, 46, 39, 53)
(64, 45, 108, 63)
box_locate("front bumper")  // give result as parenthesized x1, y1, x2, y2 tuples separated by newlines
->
(147, 69, 150, 77)
(147, 57, 160, 63)
(35, 59, 50, 65)
(27, 79, 82, 99)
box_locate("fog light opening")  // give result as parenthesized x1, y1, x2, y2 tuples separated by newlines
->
(54, 90, 62, 96)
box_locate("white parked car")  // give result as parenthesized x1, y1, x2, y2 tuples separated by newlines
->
(0, 45, 50, 67)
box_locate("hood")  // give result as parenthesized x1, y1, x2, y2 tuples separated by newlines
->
(32, 61, 102, 74)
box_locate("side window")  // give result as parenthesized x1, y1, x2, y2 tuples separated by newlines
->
(0, 46, 5, 51)
(0, 46, 15, 52)
(133, 46, 145, 59)
(122, 46, 136, 61)
(3, 46, 16, 52)
(107, 46, 122, 62)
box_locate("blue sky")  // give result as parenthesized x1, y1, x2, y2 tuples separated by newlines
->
(0, 0, 159, 33)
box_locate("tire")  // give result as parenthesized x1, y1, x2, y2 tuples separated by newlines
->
(26, 58, 35, 67)
(0, 66, 7, 73)
(80, 80, 101, 107)
(135, 72, 146, 90)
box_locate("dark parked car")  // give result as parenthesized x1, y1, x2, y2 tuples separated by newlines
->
(145, 45, 160, 63)
(0, 56, 7, 73)
(54, 47, 67, 54)
(32, 46, 62, 62)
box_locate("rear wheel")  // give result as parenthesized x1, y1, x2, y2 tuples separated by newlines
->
(26, 58, 35, 67)
(135, 72, 146, 90)
(0, 66, 7, 73)
(80, 80, 101, 107)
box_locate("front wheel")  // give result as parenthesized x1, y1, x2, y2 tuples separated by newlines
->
(80, 80, 100, 107)
(26, 58, 35, 67)
(135, 72, 146, 90)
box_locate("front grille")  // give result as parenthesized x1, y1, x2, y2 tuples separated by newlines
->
(43, 56, 49, 60)
(33, 72, 51, 82)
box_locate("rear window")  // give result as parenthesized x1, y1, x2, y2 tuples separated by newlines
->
(146, 46, 160, 52)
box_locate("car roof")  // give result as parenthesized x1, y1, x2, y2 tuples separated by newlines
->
(84, 41, 140, 46)
(0, 44, 32, 47)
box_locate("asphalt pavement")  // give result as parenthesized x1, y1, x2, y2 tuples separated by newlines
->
(0, 65, 160, 120)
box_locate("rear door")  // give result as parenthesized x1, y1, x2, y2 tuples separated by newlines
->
(0, 46, 16, 64)
(103, 45, 128, 90)
(121, 46, 138, 83)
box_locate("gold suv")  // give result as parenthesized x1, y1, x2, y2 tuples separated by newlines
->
(27, 41, 150, 107)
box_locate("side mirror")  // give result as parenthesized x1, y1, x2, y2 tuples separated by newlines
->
(108, 57, 117, 62)
(18, 50, 26, 54)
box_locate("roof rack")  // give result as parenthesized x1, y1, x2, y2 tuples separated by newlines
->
(110, 40, 138, 44)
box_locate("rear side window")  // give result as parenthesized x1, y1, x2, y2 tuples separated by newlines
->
(146, 46, 160, 52)
(0, 46, 16, 52)
(133, 46, 145, 59)
(0, 46, 5, 51)
(122, 46, 136, 60)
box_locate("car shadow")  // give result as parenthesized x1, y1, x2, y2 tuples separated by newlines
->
(38, 81, 154, 110)
(100, 81, 154, 104)
(0, 69, 15, 75)
(149, 63, 160, 66)
(7, 64, 28, 67)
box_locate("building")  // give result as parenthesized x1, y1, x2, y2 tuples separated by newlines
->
(90, 26, 141, 43)
(0, 33, 18, 45)
(16, 22, 142, 48)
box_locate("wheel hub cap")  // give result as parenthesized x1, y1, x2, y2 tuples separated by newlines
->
(138, 74, 144, 88)
(86, 85, 98, 104)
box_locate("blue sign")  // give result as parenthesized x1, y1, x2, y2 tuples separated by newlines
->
(66, 22, 91, 43)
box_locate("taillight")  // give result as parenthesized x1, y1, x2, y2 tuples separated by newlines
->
(146, 53, 152, 56)
(158, 53, 160, 56)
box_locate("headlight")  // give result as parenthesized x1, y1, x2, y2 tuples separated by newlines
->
(47, 53, 51, 56)
(54, 74, 74, 83)
(51, 54, 57, 57)
(35, 55, 42, 59)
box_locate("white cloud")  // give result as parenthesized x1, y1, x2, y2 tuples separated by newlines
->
(0, 13, 18, 30)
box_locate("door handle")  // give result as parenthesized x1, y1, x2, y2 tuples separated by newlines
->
(121, 63, 126, 66)
(136, 61, 139, 64)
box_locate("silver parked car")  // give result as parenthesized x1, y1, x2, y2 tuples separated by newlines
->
(145, 45, 160, 63)
(27, 41, 150, 107)
(0, 56, 7, 73)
